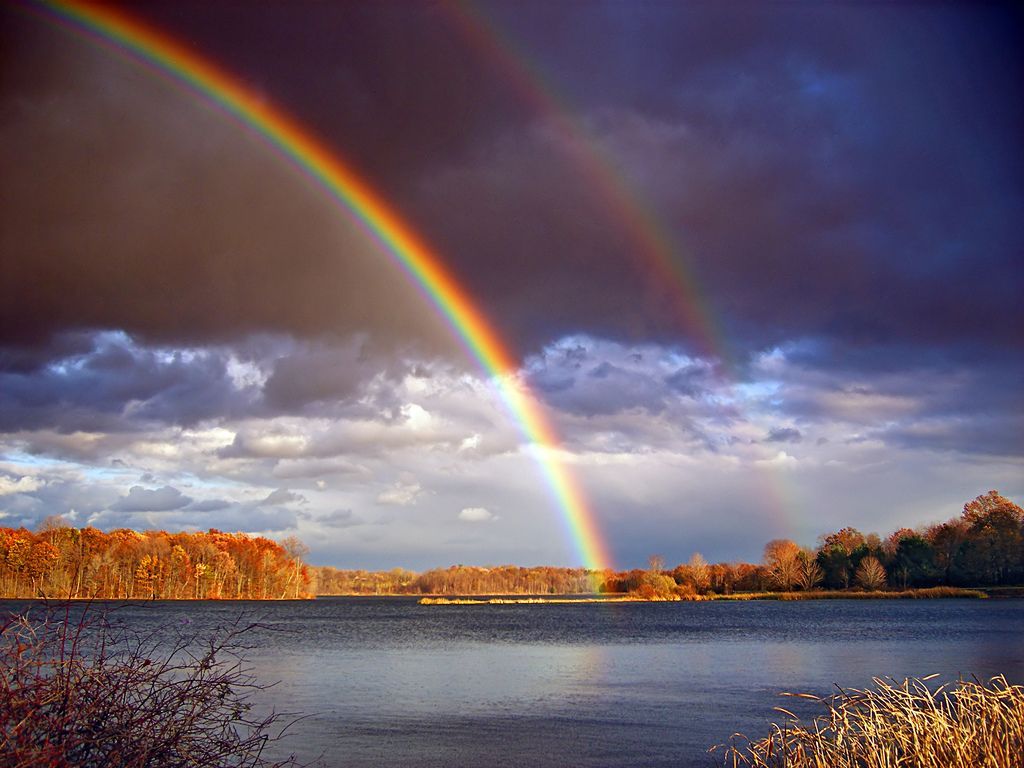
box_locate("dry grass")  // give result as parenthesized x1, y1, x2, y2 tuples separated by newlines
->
(712, 675, 1024, 767)
(714, 587, 987, 601)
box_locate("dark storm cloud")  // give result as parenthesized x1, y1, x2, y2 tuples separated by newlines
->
(757, 345, 1024, 458)
(0, 5, 455, 356)
(3, 2, 1020, 366)
(412, 3, 1023, 361)
(260, 340, 410, 413)
(876, 415, 1024, 459)
(765, 427, 802, 444)
(0, 330, 427, 442)
(111, 485, 192, 513)
(260, 488, 305, 507)
(0, 332, 251, 433)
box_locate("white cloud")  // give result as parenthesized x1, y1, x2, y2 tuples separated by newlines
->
(376, 479, 423, 506)
(458, 506, 495, 523)
(755, 450, 799, 469)
(0, 475, 43, 495)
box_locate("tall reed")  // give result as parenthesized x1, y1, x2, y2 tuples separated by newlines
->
(713, 674, 1024, 767)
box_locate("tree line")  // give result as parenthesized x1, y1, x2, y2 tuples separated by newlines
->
(314, 564, 596, 596)
(0, 519, 311, 600)
(3, 490, 1019, 600)
(755, 490, 1023, 593)
(312, 491, 1024, 597)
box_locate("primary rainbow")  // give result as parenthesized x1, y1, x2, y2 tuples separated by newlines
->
(34, 0, 613, 572)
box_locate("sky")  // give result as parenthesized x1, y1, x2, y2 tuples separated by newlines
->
(1, 1, 1022, 570)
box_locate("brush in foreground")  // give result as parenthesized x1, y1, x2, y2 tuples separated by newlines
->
(0, 604, 301, 767)
(713, 674, 1024, 767)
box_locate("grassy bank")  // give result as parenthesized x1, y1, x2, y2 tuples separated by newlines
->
(713, 675, 1024, 767)
(711, 586, 987, 601)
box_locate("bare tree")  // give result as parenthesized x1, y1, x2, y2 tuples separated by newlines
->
(0, 604, 304, 767)
(856, 555, 888, 591)
(688, 553, 711, 593)
(796, 549, 824, 591)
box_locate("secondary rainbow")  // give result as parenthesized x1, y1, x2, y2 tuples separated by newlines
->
(442, 0, 799, 534)
(34, 0, 612, 572)
(441, 0, 731, 367)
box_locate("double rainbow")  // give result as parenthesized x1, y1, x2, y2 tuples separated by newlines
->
(34, 0, 612, 572)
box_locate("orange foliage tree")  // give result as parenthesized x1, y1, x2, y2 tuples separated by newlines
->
(0, 524, 311, 600)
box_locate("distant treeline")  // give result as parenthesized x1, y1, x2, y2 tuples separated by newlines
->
(0, 522, 311, 600)
(4, 491, 1020, 601)
(314, 565, 595, 596)
(313, 491, 1024, 597)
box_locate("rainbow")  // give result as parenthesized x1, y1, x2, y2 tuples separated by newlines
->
(32, 0, 613, 572)
(441, 0, 730, 367)
(441, 1, 798, 534)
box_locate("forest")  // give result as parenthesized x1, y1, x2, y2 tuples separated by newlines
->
(315, 490, 1024, 597)
(0, 522, 311, 600)
(1, 490, 1020, 600)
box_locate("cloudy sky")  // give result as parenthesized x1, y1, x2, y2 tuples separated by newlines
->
(2, 1, 1021, 569)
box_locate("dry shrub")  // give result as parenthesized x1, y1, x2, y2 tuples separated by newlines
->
(0, 603, 303, 767)
(713, 674, 1024, 767)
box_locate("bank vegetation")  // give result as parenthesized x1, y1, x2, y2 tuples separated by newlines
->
(713, 675, 1024, 767)
(317, 491, 1024, 600)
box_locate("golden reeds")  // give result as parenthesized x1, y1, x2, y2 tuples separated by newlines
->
(713, 675, 1024, 767)
(713, 587, 987, 601)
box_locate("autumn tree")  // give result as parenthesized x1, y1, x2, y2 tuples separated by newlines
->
(960, 491, 1024, 584)
(684, 552, 716, 593)
(764, 539, 801, 591)
(0, 527, 310, 600)
(817, 527, 869, 589)
(823, 527, 867, 554)
(795, 549, 824, 591)
(855, 555, 888, 591)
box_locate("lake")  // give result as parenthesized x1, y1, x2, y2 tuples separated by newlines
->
(7, 597, 1024, 767)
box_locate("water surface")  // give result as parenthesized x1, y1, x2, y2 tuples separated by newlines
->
(10, 597, 1024, 767)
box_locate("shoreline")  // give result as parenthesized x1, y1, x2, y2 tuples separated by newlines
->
(1, 586, 1006, 604)
(418, 586, 991, 604)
